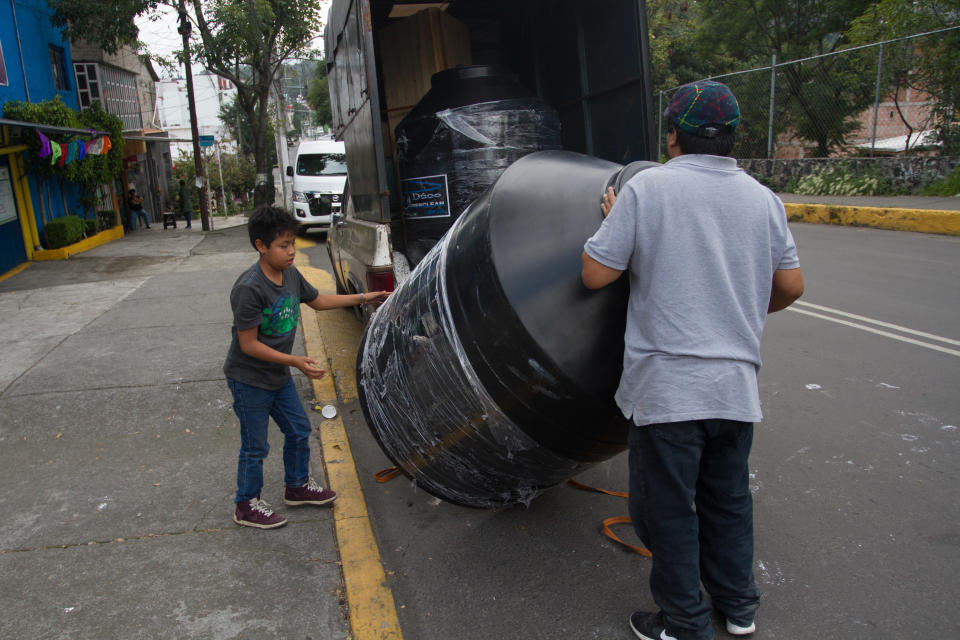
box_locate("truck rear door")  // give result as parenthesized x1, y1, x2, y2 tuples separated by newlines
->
(527, 0, 656, 163)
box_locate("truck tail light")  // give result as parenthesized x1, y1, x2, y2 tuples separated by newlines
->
(367, 270, 394, 293)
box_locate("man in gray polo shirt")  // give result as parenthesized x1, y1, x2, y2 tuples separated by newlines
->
(582, 81, 804, 640)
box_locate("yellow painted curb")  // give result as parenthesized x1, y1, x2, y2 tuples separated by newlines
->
(0, 262, 31, 282)
(784, 203, 960, 236)
(33, 225, 125, 261)
(298, 244, 404, 640)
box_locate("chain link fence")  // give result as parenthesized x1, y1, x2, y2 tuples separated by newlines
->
(656, 27, 959, 161)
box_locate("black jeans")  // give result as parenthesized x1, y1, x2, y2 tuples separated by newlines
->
(629, 420, 759, 640)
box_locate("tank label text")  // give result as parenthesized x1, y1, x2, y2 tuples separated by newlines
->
(402, 174, 451, 219)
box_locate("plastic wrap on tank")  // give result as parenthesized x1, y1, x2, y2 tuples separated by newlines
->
(397, 98, 562, 210)
(357, 224, 586, 508)
(396, 96, 562, 265)
(358, 151, 654, 508)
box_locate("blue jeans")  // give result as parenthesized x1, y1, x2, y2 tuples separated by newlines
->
(183, 211, 192, 227)
(135, 209, 150, 228)
(629, 420, 759, 640)
(227, 377, 312, 503)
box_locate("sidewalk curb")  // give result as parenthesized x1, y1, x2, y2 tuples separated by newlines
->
(784, 203, 960, 236)
(33, 225, 125, 260)
(300, 296, 403, 639)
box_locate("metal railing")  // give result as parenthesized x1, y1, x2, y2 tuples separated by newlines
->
(656, 26, 959, 160)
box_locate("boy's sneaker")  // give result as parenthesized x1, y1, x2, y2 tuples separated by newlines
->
(726, 619, 756, 636)
(234, 497, 287, 529)
(284, 477, 337, 506)
(629, 611, 678, 640)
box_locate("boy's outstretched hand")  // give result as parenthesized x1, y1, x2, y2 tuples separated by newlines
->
(366, 290, 391, 304)
(294, 356, 326, 379)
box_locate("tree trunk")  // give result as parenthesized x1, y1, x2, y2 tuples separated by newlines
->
(245, 89, 274, 207)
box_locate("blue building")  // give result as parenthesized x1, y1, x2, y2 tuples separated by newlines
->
(0, 0, 82, 275)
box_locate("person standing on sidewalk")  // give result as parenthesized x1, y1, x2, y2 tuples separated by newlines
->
(581, 81, 804, 640)
(224, 205, 389, 529)
(178, 179, 193, 229)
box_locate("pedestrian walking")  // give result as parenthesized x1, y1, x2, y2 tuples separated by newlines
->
(127, 188, 151, 229)
(581, 81, 804, 640)
(178, 179, 193, 229)
(224, 205, 390, 529)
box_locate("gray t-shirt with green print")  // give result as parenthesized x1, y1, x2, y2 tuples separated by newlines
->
(223, 262, 319, 390)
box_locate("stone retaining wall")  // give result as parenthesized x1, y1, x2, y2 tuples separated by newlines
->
(740, 156, 960, 192)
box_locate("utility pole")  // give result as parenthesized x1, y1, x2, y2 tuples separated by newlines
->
(273, 67, 292, 211)
(215, 139, 228, 220)
(177, 1, 211, 231)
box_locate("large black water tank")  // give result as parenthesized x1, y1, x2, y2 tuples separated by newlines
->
(395, 65, 561, 266)
(358, 151, 659, 508)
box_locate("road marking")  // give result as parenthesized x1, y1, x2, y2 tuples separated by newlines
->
(788, 303, 960, 357)
(794, 300, 960, 346)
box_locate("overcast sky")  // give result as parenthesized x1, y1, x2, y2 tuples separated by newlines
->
(136, 3, 331, 78)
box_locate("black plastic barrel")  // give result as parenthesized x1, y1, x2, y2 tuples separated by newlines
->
(395, 65, 562, 266)
(358, 151, 659, 508)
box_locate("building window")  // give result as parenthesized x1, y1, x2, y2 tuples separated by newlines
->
(49, 46, 68, 90)
(73, 62, 142, 131)
(74, 63, 101, 108)
(0, 41, 8, 86)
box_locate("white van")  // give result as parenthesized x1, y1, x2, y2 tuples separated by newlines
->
(286, 139, 348, 234)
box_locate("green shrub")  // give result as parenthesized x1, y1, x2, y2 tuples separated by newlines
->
(45, 215, 84, 249)
(794, 167, 893, 196)
(920, 168, 960, 196)
(83, 219, 98, 237)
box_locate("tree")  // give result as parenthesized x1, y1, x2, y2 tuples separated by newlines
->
(49, 0, 327, 206)
(188, 0, 326, 205)
(306, 60, 332, 130)
(214, 152, 257, 203)
(645, 0, 702, 94)
(174, 148, 256, 211)
(218, 95, 276, 166)
(692, 0, 878, 156)
(48, 0, 149, 54)
(848, 0, 960, 154)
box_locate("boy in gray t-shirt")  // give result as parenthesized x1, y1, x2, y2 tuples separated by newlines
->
(224, 206, 389, 529)
(582, 82, 804, 640)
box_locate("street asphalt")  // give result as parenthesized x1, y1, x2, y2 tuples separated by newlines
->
(0, 193, 956, 639)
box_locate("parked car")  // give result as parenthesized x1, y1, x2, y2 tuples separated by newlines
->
(286, 139, 348, 235)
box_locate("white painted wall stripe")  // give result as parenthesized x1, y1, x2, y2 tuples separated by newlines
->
(787, 307, 960, 357)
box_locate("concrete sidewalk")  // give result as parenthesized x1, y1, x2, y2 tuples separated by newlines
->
(0, 220, 351, 639)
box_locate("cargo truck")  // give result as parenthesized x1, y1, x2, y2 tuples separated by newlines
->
(324, 0, 656, 318)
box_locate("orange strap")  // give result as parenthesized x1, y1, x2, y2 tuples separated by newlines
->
(601, 516, 652, 557)
(567, 479, 652, 557)
(567, 478, 629, 498)
(372, 474, 651, 556)
(375, 466, 401, 483)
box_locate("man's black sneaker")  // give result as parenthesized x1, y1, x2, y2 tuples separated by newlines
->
(629, 610, 678, 640)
